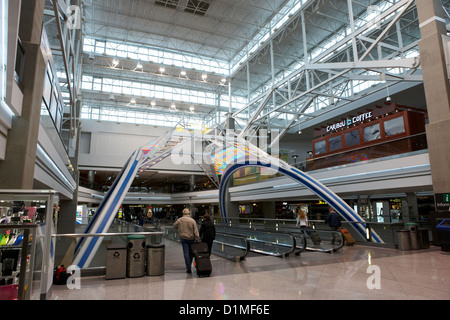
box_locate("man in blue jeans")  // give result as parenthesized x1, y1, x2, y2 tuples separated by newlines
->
(173, 208, 200, 273)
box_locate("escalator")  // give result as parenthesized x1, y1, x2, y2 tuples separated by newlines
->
(215, 224, 344, 255)
(214, 225, 304, 257)
(162, 221, 345, 261)
(162, 224, 310, 260)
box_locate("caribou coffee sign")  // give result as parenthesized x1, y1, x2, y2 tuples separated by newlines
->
(326, 112, 373, 132)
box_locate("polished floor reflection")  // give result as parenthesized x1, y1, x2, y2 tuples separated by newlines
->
(52, 238, 450, 300)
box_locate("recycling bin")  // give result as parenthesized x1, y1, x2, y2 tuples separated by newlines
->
(397, 230, 411, 251)
(106, 245, 126, 280)
(405, 223, 420, 250)
(146, 244, 165, 276)
(127, 235, 146, 278)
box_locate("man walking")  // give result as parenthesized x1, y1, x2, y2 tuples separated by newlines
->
(173, 208, 200, 273)
(325, 207, 341, 244)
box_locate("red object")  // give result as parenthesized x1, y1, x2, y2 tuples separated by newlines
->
(0, 284, 18, 300)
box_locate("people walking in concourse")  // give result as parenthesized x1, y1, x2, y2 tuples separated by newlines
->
(199, 213, 216, 256)
(297, 209, 308, 233)
(173, 208, 200, 273)
(325, 207, 341, 244)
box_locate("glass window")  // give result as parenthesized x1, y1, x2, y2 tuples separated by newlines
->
(43, 73, 52, 106)
(94, 41, 105, 54)
(50, 90, 58, 121)
(384, 116, 405, 137)
(314, 140, 326, 155)
(345, 130, 360, 147)
(363, 123, 381, 142)
(329, 136, 342, 152)
(41, 99, 49, 116)
(93, 77, 102, 91)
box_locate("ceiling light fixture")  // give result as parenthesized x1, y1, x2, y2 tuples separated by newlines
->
(136, 62, 143, 69)
(385, 82, 391, 103)
(130, 98, 136, 104)
(112, 58, 119, 67)
(201, 74, 207, 80)
(159, 66, 165, 73)
(180, 70, 186, 76)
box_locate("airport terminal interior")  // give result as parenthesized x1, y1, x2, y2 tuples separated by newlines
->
(0, 0, 450, 302)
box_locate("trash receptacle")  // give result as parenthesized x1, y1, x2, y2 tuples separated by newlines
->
(146, 244, 165, 276)
(397, 230, 411, 251)
(127, 235, 146, 278)
(405, 223, 420, 250)
(106, 245, 127, 280)
(418, 228, 430, 249)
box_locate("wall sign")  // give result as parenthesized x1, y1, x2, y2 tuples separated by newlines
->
(435, 193, 450, 211)
(327, 111, 373, 133)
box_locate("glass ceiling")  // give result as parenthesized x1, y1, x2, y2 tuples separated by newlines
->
(79, 0, 422, 130)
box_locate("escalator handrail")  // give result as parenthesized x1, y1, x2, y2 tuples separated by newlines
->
(256, 224, 346, 253)
(215, 225, 298, 257)
(162, 226, 250, 261)
(212, 231, 251, 260)
(304, 229, 345, 253)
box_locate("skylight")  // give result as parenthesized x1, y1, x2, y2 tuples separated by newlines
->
(155, 0, 179, 9)
(185, 0, 213, 16)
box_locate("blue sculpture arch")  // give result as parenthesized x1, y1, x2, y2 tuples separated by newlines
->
(218, 158, 384, 244)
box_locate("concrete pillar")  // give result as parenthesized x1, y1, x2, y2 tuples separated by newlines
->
(406, 192, 419, 222)
(0, 0, 46, 188)
(417, 0, 450, 204)
(382, 201, 391, 223)
(88, 170, 95, 189)
(261, 201, 276, 219)
(224, 190, 239, 221)
(226, 115, 235, 133)
(189, 174, 195, 192)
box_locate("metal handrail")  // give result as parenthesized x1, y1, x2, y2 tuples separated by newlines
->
(52, 231, 162, 238)
(217, 221, 345, 253)
(212, 232, 250, 261)
(215, 225, 298, 257)
(162, 226, 250, 261)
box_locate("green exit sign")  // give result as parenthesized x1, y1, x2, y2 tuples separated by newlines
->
(436, 193, 450, 210)
(444, 194, 450, 203)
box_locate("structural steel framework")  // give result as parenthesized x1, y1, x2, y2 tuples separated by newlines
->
(42, 0, 428, 142)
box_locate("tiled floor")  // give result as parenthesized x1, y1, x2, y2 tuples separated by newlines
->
(51, 238, 450, 300)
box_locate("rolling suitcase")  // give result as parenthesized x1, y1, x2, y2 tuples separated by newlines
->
(339, 228, 355, 246)
(191, 242, 212, 277)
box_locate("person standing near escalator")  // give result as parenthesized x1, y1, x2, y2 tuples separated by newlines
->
(199, 213, 216, 256)
(325, 207, 341, 244)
